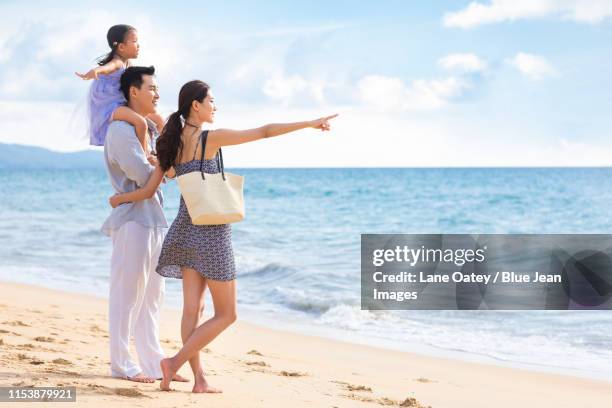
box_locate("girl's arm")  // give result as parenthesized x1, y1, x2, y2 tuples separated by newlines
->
(75, 59, 124, 80)
(205, 115, 337, 160)
(147, 112, 166, 133)
(109, 167, 164, 208)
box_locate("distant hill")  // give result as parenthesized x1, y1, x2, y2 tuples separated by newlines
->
(0, 143, 104, 169)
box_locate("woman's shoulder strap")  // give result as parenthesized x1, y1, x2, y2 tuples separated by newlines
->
(194, 130, 209, 161)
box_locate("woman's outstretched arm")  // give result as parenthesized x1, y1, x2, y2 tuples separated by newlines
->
(205, 114, 337, 159)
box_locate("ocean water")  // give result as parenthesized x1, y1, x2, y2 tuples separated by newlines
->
(1, 167, 611, 381)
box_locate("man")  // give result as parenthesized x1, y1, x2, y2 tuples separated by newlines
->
(101, 66, 185, 383)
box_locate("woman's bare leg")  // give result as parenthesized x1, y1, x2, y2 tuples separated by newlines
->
(181, 268, 220, 392)
(160, 278, 236, 391)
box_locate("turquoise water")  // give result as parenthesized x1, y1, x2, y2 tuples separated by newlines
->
(1, 168, 611, 380)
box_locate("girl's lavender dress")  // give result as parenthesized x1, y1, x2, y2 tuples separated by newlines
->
(88, 68, 126, 146)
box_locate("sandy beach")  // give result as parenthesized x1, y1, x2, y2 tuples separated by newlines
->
(0, 281, 609, 408)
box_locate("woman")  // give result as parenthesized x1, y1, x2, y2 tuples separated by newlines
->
(111, 79, 337, 392)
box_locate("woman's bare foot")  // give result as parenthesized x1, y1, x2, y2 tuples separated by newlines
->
(125, 373, 156, 383)
(173, 373, 190, 382)
(157, 373, 190, 382)
(192, 372, 222, 393)
(159, 358, 177, 391)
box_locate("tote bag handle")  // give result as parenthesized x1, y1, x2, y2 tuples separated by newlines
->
(199, 130, 226, 181)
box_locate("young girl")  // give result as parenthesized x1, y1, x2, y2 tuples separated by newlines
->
(75, 24, 162, 151)
(107, 80, 336, 393)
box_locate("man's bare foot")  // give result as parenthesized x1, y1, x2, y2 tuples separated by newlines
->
(125, 373, 156, 383)
(192, 373, 222, 393)
(159, 358, 176, 391)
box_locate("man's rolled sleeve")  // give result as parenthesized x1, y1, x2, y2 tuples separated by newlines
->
(108, 126, 153, 187)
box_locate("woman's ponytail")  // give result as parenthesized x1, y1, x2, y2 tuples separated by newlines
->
(155, 80, 210, 171)
(157, 111, 184, 171)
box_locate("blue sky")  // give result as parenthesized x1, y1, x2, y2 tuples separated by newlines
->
(0, 0, 611, 166)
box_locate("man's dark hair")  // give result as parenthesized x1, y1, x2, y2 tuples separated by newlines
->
(120, 66, 155, 101)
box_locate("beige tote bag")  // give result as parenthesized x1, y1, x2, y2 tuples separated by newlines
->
(177, 130, 245, 225)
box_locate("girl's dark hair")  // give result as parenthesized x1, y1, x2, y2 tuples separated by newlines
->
(156, 80, 210, 171)
(97, 24, 135, 66)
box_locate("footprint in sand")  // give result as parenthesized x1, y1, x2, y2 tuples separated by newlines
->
(86, 384, 113, 395)
(342, 393, 377, 404)
(45, 367, 80, 376)
(343, 393, 430, 408)
(332, 380, 372, 393)
(3, 320, 30, 327)
(413, 377, 436, 384)
(399, 397, 431, 407)
(347, 384, 372, 392)
(52, 358, 72, 366)
(34, 336, 55, 343)
(87, 384, 148, 398)
(247, 349, 263, 356)
(114, 388, 148, 398)
(0, 329, 9, 334)
(90, 325, 104, 333)
(245, 361, 269, 367)
(279, 370, 307, 377)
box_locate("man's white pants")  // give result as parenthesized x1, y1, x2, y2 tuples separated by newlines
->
(109, 221, 166, 379)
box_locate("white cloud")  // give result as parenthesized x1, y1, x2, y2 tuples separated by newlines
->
(508, 52, 557, 80)
(1, 4, 606, 167)
(358, 75, 470, 111)
(213, 106, 612, 167)
(2, 100, 610, 167)
(444, 0, 612, 28)
(439, 53, 488, 73)
(262, 73, 327, 106)
(221, 23, 352, 40)
(263, 74, 308, 102)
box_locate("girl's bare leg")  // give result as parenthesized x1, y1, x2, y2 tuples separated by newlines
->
(181, 268, 220, 393)
(112, 106, 148, 152)
(160, 278, 236, 391)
